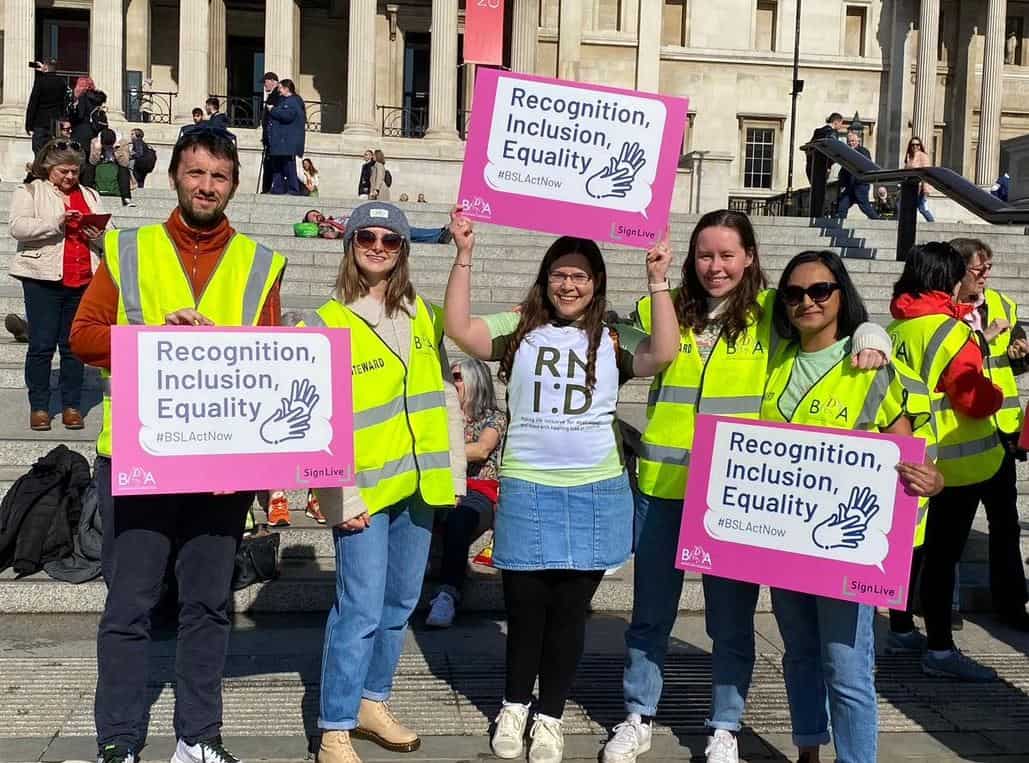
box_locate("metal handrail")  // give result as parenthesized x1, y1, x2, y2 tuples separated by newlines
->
(123, 90, 176, 124)
(379, 105, 428, 139)
(803, 139, 1029, 260)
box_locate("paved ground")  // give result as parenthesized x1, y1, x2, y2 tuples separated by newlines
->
(1, 611, 1028, 762)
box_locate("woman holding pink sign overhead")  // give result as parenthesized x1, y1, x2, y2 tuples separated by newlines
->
(604, 211, 893, 763)
(443, 206, 678, 763)
(761, 250, 941, 763)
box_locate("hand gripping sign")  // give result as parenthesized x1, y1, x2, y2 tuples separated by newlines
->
(111, 326, 355, 495)
(457, 69, 689, 248)
(676, 415, 925, 608)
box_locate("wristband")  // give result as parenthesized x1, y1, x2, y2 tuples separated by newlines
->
(452, 261, 472, 269)
(649, 280, 670, 293)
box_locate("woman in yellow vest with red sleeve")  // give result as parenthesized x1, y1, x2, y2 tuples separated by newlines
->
(304, 202, 467, 763)
(761, 250, 941, 763)
(603, 211, 892, 763)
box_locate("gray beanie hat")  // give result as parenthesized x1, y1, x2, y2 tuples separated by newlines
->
(345, 202, 411, 249)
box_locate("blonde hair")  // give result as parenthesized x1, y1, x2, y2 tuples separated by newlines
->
(30, 139, 85, 181)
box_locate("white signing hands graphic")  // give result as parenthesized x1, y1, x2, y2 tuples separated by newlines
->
(259, 378, 320, 446)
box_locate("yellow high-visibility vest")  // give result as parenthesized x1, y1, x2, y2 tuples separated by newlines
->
(635, 288, 777, 500)
(980, 288, 1024, 435)
(97, 225, 286, 457)
(303, 297, 455, 513)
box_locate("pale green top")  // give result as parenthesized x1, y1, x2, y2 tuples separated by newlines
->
(779, 338, 850, 420)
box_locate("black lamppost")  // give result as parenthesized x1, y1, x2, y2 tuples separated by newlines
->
(785, 0, 803, 215)
(850, 111, 865, 136)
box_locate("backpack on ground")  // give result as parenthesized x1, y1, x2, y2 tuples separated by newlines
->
(135, 144, 157, 175)
(384, 169, 393, 188)
(93, 162, 121, 197)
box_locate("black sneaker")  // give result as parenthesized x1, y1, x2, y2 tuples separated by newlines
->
(97, 744, 136, 763)
(4, 314, 28, 343)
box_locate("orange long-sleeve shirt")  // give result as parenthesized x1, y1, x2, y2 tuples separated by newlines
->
(70, 209, 282, 371)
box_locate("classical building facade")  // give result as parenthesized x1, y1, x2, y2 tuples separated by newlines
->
(0, 0, 1022, 207)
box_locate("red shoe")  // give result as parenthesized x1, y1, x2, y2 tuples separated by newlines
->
(306, 492, 327, 524)
(267, 491, 291, 526)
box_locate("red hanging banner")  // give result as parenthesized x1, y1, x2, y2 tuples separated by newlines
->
(464, 0, 506, 66)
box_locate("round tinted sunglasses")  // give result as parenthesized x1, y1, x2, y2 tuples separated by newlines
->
(355, 229, 404, 253)
(50, 140, 82, 152)
(783, 282, 840, 306)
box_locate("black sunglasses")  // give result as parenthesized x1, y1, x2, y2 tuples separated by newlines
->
(782, 282, 841, 306)
(50, 140, 82, 152)
(355, 229, 404, 252)
(176, 124, 238, 146)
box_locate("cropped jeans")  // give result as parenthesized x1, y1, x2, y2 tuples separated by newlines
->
(318, 496, 433, 730)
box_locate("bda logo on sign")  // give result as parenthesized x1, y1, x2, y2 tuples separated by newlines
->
(118, 466, 157, 489)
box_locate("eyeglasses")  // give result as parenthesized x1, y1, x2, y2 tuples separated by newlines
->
(969, 263, 993, 276)
(49, 140, 82, 152)
(548, 271, 592, 286)
(355, 229, 404, 252)
(782, 282, 841, 306)
(910, 142, 922, 147)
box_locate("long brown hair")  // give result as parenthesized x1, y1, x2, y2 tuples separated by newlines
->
(675, 209, 767, 344)
(906, 136, 927, 159)
(499, 237, 608, 391)
(333, 239, 416, 317)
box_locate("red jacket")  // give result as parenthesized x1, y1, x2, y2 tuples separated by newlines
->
(890, 291, 1003, 418)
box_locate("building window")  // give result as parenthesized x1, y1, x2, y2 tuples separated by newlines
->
(844, 5, 867, 57)
(596, 0, 622, 32)
(662, 1, 688, 47)
(1006, 16, 1024, 65)
(755, 0, 778, 52)
(744, 127, 776, 188)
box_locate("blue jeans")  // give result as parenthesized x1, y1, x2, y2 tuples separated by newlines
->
(771, 589, 877, 762)
(410, 227, 446, 244)
(20, 277, 86, 411)
(836, 186, 881, 220)
(703, 574, 760, 732)
(318, 497, 433, 730)
(916, 194, 935, 222)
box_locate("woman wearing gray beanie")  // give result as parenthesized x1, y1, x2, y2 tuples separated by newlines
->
(303, 201, 466, 763)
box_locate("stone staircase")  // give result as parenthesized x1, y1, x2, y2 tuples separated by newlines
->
(0, 183, 1026, 614)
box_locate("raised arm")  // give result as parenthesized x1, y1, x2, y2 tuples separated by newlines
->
(443, 205, 495, 360)
(632, 230, 679, 377)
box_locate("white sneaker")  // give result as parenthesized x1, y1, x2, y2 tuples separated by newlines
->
(602, 714, 652, 762)
(491, 701, 530, 759)
(528, 715, 564, 763)
(704, 730, 739, 763)
(425, 590, 456, 628)
(171, 737, 240, 763)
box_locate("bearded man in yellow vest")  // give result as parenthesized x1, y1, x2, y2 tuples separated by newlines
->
(70, 127, 286, 763)
(950, 237, 1029, 634)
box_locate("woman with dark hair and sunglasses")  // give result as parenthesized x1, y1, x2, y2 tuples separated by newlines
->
(8, 138, 107, 430)
(764, 250, 942, 763)
(305, 201, 467, 763)
(604, 211, 892, 763)
(888, 242, 1007, 683)
(444, 208, 678, 763)
(903, 137, 935, 222)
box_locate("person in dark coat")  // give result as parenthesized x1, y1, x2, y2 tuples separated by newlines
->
(260, 72, 282, 193)
(25, 60, 68, 153)
(804, 111, 843, 183)
(69, 78, 107, 149)
(836, 131, 881, 220)
(266, 78, 306, 195)
(205, 97, 229, 131)
(358, 148, 374, 197)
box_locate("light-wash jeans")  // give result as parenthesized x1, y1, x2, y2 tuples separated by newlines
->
(771, 588, 877, 763)
(621, 492, 760, 727)
(318, 496, 433, 730)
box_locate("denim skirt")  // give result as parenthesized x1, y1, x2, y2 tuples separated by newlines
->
(492, 471, 633, 571)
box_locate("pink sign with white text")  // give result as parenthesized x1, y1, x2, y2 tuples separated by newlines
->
(111, 325, 355, 496)
(457, 69, 689, 248)
(677, 415, 925, 608)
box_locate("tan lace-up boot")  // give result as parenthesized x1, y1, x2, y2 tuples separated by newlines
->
(317, 730, 362, 763)
(354, 699, 421, 752)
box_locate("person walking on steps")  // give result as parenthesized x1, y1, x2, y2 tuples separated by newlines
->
(836, 132, 881, 221)
(70, 128, 287, 763)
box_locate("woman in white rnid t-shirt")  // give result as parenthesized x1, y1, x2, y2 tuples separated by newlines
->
(443, 206, 680, 762)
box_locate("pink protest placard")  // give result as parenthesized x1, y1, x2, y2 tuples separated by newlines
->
(111, 325, 354, 496)
(457, 69, 689, 248)
(677, 415, 925, 608)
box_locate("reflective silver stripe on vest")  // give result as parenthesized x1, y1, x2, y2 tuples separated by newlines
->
(922, 320, 955, 382)
(989, 354, 1012, 370)
(937, 433, 1000, 461)
(119, 229, 145, 325)
(100, 377, 111, 396)
(648, 385, 700, 407)
(356, 453, 417, 488)
(407, 390, 447, 414)
(925, 443, 939, 460)
(416, 450, 452, 471)
(354, 396, 405, 430)
(857, 365, 894, 431)
(698, 395, 764, 415)
(937, 394, 1020, 413)
(242, 244, 276, 324)
(302, 310, 327, 327)
(637, 441, 691, 466)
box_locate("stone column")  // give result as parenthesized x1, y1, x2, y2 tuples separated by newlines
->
(911, 0, 940, 146)
(177, 0, 210, 119)
(463, 63, 476, 114)
(510, 0, 539, 74)
(425, 0, 459, 141)
(976, 0, 1007, 184)
(345, 0, 378, 136)
(89, 0, 125, 117)
(558, 0, 583, 81)
(265, 0, 298, 79)
(636, 0, 661, 91)
(209, 0, 228, 97)
(125, 0, 151, 77)
(0, 0, 35, 117)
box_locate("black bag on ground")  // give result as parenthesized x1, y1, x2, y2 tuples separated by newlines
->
(232, 526, 280, 590)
